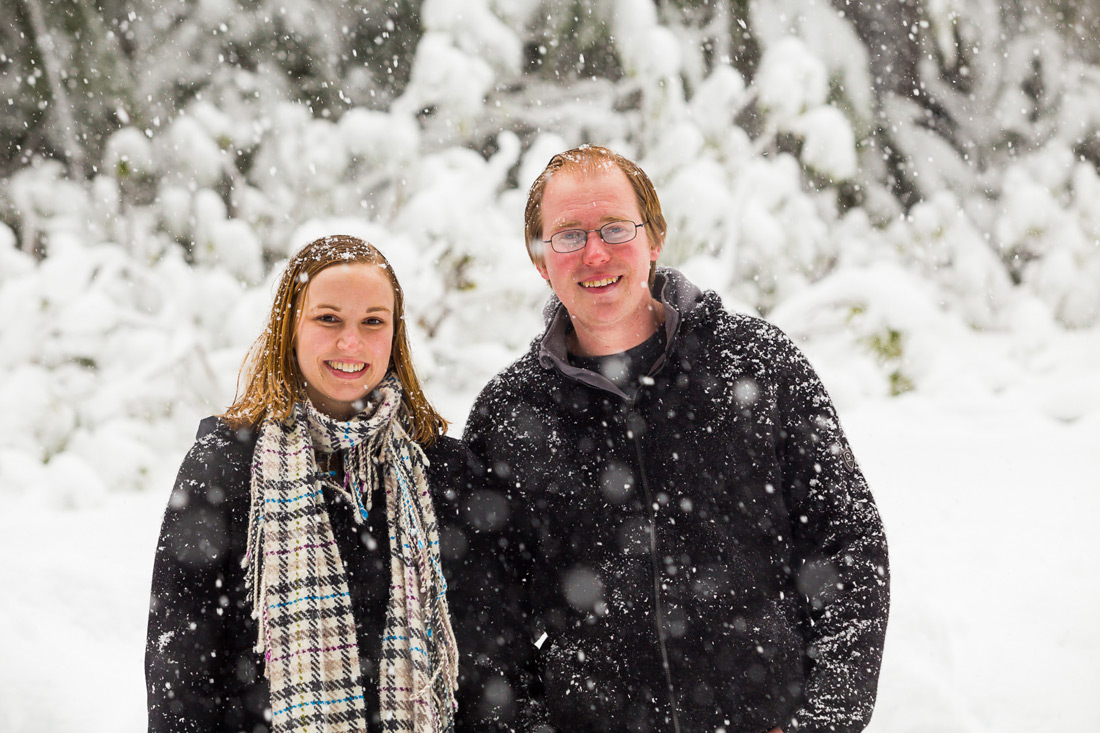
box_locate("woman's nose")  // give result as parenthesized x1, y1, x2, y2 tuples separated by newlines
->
(336, 328, 362, 351)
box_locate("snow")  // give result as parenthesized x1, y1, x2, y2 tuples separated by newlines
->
(3, 4, 1100, 730)
(393, 32, 497, 126)
(790, 106, 857, 181)
(2, 354, 1097, 731)
(754, 36, 829, 124)
(851, 397, 1100, 732)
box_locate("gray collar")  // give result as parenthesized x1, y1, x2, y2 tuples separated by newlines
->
(536, 267, 704, 399)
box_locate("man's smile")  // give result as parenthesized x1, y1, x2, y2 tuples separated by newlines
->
(579, 275, 622, 288)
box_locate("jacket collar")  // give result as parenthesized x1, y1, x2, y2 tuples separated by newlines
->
(537, 267, 706, 398)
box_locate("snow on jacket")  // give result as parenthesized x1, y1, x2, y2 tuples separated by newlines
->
(463, 268, 890, 732)
(145, 417, 522, 732)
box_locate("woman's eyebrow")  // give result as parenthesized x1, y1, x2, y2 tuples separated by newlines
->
(310, 303, 393, 314)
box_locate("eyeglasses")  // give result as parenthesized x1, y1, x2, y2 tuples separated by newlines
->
(543, 220, 648, 253)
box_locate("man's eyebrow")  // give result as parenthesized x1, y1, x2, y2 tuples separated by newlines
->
(550, 214, 633, 230)
(547, 219, 580, 231)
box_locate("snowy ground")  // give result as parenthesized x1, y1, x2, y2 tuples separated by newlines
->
(4, 1, 1099, 727)
(850, 397, 1100, 731)
(1, 330, 1097, 732)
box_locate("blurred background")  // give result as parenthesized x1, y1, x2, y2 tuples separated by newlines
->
(1, 1, 1098, 730)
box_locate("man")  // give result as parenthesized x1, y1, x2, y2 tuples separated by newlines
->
(464, 145, 889, 732)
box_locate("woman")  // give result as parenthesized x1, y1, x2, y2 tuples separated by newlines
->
(146, 235, 464, 732)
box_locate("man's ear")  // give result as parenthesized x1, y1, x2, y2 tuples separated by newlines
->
(534, 260, 551, 281)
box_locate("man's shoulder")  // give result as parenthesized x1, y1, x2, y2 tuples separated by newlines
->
(424, 434, 474, 480)
(473, 343, 549, 400)
(656, 268, 796, 351)
(464, 341, 564, 445)
(681, 294, 793, 352)
(674, 296, 823, 398)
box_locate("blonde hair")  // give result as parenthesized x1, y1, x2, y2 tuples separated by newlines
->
(524, 144, 667, 287)
(221, 234, 447, 445)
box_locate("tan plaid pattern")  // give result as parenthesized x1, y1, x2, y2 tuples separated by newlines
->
(244, 376, 458, 732)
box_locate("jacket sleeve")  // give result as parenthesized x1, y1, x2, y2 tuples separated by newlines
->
(460, 389, 548, 731)
(145, 429, 245, 732)
(773, 331, 890, 733)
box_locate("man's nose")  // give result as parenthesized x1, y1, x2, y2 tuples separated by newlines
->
(581, 230, 611, 264)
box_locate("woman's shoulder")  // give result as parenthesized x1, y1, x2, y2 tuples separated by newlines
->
(174, 416, 257, 500)
(157, 417, 257, 568)
(195, 415, 258, 449)
(189, 416, 257, 461)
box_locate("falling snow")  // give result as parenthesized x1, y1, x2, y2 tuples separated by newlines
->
(2, 1, 1099, 731)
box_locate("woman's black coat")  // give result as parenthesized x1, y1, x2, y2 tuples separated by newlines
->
(145, 418, 522, 732)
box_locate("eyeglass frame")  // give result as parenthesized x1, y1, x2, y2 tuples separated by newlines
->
(542, 220, 649, 253)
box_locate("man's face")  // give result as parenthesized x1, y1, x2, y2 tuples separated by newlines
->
(536, 166, 661, 354)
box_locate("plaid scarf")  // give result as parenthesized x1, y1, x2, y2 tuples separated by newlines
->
(243, 374, 458, 732)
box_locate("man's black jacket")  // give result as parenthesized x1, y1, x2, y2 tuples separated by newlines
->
(464, 268, 890, 732)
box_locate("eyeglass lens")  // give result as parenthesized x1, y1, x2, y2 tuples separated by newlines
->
(551, 221, 639, 252)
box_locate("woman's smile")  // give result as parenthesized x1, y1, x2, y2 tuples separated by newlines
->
(326, 360, 368, 376)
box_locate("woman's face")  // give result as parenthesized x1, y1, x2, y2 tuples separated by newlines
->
(293, 262, 395, 420)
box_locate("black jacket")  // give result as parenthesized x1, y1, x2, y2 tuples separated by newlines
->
(463, 269, 890, 732)
(145, 417, 523, 732)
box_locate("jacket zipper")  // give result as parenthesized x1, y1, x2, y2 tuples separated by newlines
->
(629, 406, 683, 733)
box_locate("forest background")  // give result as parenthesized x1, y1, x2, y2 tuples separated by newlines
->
(1, 0, 1098, 730)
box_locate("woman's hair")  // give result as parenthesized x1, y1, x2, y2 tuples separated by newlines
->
(523, 144, 668, 286)
(221, 234, 447, 445)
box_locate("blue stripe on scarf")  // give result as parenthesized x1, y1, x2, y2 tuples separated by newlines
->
(268, 590, 351, 609)
(273, 693, 366, 717)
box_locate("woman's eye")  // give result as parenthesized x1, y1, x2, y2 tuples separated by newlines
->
(318, 314, 339, 323)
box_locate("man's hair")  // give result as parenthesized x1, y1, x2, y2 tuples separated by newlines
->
(221, 234, 446, 444)
(523, 145, 667, 286)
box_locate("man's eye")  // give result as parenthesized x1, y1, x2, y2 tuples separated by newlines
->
(558, 230, 585, 243)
